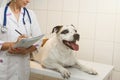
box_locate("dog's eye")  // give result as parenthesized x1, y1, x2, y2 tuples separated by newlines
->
(61, 30, 69, 34)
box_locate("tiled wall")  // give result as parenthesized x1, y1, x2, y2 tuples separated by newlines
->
(27, 0, 120, 80)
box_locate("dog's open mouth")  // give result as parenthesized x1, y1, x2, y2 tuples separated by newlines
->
(63, 40, 79, 51)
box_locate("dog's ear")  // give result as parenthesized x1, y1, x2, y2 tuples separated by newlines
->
(52, 25, 63, 33)
(71, 24, 75, 27)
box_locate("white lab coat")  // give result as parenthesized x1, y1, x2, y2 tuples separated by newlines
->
(0, 6, 41, 80)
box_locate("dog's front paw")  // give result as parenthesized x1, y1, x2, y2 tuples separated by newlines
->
(86, 68, 98, 75)
(60, 68, 71, 79)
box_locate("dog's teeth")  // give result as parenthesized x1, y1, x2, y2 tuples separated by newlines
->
(66, 42, 70, 45)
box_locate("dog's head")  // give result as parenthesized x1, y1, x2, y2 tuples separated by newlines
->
(52, 24, 80, 51)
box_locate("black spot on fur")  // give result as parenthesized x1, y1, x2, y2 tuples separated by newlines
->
(52, 25, 63, 33)
(61, 29, 69, 34)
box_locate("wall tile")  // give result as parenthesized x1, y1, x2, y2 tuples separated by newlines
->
(97, 0, 117, 13)
(116, 0, 120, 13)
(34, 0, 48, 10)
(113, 43, 120, 71)
(48, 0, 63, 11)
(62, 12, 78, 26)
(115, 14, 120, 43)
(78, 12, 96, 40)
(47, 11, 62, 34)
(34, 10, 47, 34)
(94, 41, 113, 65)
(79, 0, 97, 13)
(63, 0, 79, 12)
(95, 13, 115, 42)
(78, 39, 94, 61)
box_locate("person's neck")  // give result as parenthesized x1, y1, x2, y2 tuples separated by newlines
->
(9, 2, 21, 14)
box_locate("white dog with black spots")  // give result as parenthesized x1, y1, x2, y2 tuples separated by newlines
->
(35, 25, 97, 79)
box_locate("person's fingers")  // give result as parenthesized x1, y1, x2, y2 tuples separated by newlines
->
(15, 47, 28, 55)
(19, 34, 27, 38)
(8, 45, 36, 55)
(17, 46, 36, 55)
(16, 35, 28, 43)
(27, 45, 36, 53)
(8, 47, 16, 54)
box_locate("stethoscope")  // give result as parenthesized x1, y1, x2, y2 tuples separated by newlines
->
(1, 2, 32, 35)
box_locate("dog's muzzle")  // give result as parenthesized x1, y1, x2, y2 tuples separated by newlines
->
(63, 34, 80, 51)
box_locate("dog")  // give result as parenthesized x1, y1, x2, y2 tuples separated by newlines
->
(34, 24, 97, 79)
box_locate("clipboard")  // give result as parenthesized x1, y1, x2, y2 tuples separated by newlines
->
(14, 34, 44, 48)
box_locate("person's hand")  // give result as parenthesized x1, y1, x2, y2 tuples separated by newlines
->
(8, 35, 37, 55)
(8, 45, 37, 55)
(0, 35, 26, 51)
(16, 34, 27, 43)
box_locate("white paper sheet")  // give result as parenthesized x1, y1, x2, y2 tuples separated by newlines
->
(14, 34, 44, 48)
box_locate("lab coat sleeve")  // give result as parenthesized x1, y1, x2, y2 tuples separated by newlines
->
(29, 10, 43, 49)
(0, 22, 4, 50)
(0, 24, 4, 50)
(0, 7, 5, 50)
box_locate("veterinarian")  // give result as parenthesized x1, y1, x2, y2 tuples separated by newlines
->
(0, 0, 42, 80)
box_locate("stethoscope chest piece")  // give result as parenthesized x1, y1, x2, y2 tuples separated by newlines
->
(1, 26, 7, 33)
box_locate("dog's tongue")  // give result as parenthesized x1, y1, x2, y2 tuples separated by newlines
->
(70, 42, 79, 51)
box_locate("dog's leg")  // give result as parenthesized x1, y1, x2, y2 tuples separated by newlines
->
(73, 61, 97, 75)
(43, 63, 71, 79)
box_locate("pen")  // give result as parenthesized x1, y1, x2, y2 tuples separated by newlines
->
(15, 29, 22, 35)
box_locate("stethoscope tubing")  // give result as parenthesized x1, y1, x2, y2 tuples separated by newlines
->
(3, 2, 9, 27)
(1, 2, 32, 33)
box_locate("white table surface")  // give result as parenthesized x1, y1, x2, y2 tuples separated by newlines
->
(30, 60, 113, 80)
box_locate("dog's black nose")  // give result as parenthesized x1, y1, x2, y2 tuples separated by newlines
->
(73, 34, 80, 41)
